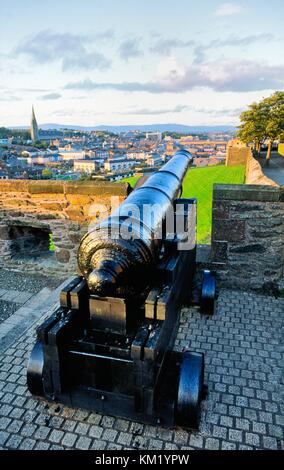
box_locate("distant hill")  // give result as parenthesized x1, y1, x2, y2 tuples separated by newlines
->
(12, 123, 236, 133)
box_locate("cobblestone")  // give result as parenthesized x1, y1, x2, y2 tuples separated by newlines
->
(75, 436, 92, 450)
(61, 432, 77, 447)
(0, 288, 283, 450)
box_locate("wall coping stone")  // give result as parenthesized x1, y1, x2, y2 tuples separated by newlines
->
(213, 184, 284, 202)
(0, 179, 128, 197)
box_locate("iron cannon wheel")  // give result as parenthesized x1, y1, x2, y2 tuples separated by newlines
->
(175, 351, 204, 429)
(201, 269, 216, 314)
(27, 340, 45, 396)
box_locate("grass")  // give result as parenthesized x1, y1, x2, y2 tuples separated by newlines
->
(118, 165, 245, 244)
(181, 165, 245, 243)
(118, 176, 140, 187)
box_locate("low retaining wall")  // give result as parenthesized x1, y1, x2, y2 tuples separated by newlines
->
(226, 144, 279, 186)
(0, 180, 128, 276)
(211, 184, 284, 292)
(246, 152, 278, 186)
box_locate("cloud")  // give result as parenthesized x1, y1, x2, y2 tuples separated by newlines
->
(194, 107, 246, 117)
(118, 38, 143, 61)
(148, 33, 273, 62)
(215, 3, 245, 16)
(119, 105, 189, 115)
(40, 92, 62, 100)
(193, 33, 274, 63)
(0, 93, 21, 102)
(14, 29, 112, 71)
(65, 78, 163, 93)
(150, 38, 195, 56)
(65, 59, 284, 94)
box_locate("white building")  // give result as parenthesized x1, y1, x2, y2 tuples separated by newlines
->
(104, 158, 138, 173)
(59, 150, 85, 161)
(126, 149, 146, 160)
(146, 153, 163, 166)
(74, 159, 100, 174)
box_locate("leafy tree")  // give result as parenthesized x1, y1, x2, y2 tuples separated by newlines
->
(237, 102, 267, 155)
(262, 91, 284, 161)
(237, 91, 284, 162)
(42, 168, 52, 179)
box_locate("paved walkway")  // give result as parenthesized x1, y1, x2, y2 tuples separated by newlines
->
(260, 151, 284, 185)
(0, 268, 60, 325)
(0, 285, 283, 450)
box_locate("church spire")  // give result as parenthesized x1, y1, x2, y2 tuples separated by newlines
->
(31, 105, 39, 142)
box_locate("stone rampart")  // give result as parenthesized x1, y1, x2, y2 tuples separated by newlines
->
(0, 180, 128, 276)
(211, 184, 284, 292)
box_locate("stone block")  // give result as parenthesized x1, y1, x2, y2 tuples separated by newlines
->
(211, 241, 228, 262)
(39, 202, 67, 211)
(28, 181, 64, 194)
(0, 226, 9, 240)
(65, 181, 127, 197)
(65, 195, 92, 205)
(64, 207, 85, 222)
(213, 184, 281, 202)
(212, 219, 245, 242)
(0, 180, 28, 193)
(212, 201, 230, 220)
(55, 249, 70, 263)
(69, 232, 82, 244)
(229, 243, 266, 254)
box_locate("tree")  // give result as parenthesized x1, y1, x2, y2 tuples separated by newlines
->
(262, 91, 284, 161)
(237, 102, 267, 155)
(237, 91, 284, 162)
(42, 168, 52, 179)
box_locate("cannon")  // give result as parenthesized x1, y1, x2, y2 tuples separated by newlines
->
(27, 150, 215, 429)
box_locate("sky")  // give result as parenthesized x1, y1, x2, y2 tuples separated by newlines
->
(0, 0, 284, 127)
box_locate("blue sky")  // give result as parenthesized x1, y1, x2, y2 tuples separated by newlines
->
(1, 0, 284, 127)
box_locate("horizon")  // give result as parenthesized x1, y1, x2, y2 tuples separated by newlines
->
(8, 119, 237, 131)
(1, 0, 284, 127)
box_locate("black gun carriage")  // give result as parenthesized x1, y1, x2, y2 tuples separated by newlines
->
(27, 150, 215, 429)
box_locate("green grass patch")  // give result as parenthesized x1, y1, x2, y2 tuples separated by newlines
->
(119, 165, 245, 244)
(117, 176, 140, 187)
(181, 165, 245, 244)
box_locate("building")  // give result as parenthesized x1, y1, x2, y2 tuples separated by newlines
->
(166, 141, 174, 156)
(96, 149, 111, 159)
(74, 159, 99, 174)
(59, 150, 85, 161)
(146, 153, 163, 166)
(0, 138, 12, 147)
(0, 171, 9, 179)
(126, 149, 146, 160)
(30, 106, 39, 142)
(38, 130, 64, 142)
(146, 132, 162, 141)
(104, 158, 138, 173)
(21, 149, 59, 165)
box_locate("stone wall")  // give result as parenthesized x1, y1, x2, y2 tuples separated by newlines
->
(246, 151, 278, 186)
(225, 145, 250, 166)
(211, 184, 284, 292)
(226, 144, 279, 186)
(0, 180, 128, 276)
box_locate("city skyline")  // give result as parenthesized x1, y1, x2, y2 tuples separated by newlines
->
(1, 0, 284, 127)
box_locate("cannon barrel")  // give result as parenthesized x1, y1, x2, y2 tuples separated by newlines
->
(78, 149, 193, 296)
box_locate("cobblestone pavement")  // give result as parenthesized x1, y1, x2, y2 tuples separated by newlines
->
(0, 267, 61, 294)
(0, 288, 283, 450)
(0, 268, 61, 325)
